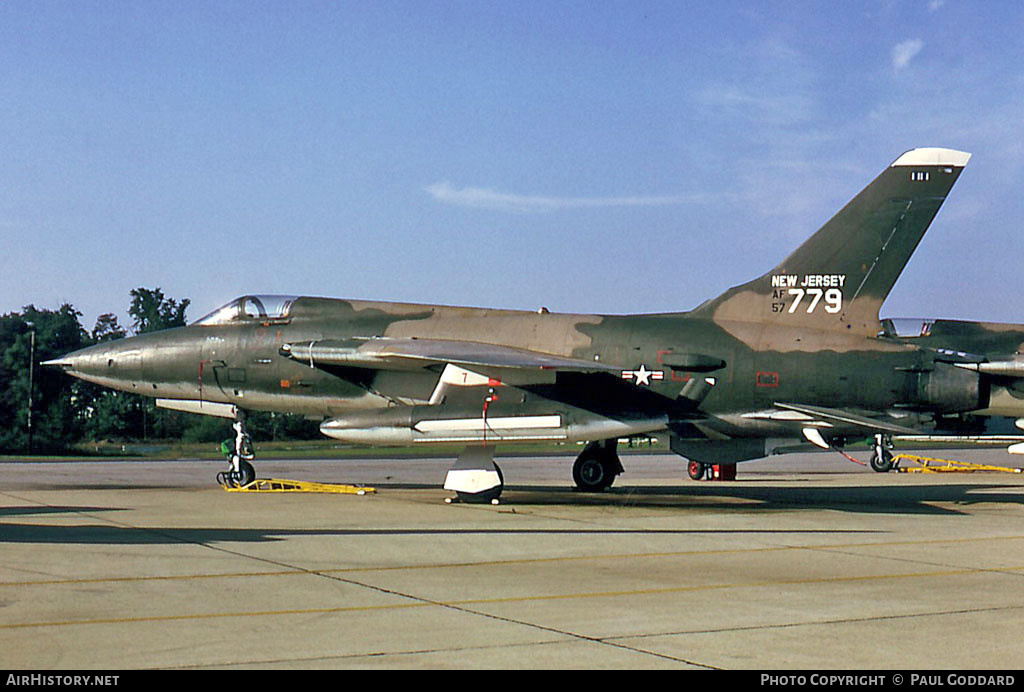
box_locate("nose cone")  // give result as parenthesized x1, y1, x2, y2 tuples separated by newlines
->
(47, 327, 203, 397)
(44, 339, 145, 390)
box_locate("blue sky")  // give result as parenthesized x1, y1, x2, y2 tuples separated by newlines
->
(2, 1, 1023, 331)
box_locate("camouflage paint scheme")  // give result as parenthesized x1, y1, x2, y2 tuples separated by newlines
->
(50, 148, 1024, 495)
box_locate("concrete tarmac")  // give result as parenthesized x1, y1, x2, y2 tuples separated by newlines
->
(3, 449, 1024, 670)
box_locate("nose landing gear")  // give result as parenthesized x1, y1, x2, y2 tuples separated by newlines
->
(218, 412, 257, 488)
(218, 459, 256, 488)
(870, 433, 895, 473)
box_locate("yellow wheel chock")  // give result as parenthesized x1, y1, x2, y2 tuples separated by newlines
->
(893, 454, 1023, 474)
(223, 478, 376, 494)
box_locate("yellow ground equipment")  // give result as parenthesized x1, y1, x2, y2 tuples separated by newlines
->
(223, 478, 376, 494)
(894, 454, 1023, 474)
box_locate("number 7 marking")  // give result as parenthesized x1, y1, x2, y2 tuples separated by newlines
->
(787, 288, 804, 313)
(805, 288, 823, 312)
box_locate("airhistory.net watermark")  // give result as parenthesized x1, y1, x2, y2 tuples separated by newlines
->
(5, 675, 119, 687)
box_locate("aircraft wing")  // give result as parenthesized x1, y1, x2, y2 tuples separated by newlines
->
(282, 337, 682, 428)
(280, 338, 622, 376)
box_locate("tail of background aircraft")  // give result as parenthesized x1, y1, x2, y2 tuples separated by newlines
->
(695, 148, 970, 336)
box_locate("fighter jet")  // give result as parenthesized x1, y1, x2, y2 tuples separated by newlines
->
(48, 147, 1024, 502)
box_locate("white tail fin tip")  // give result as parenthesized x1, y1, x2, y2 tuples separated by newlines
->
(891, 147, 971, 168)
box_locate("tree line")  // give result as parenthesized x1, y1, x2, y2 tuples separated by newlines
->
(0, 288, 318, 454)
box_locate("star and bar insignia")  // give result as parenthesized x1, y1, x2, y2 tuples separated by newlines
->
(621, 364, 664, 386)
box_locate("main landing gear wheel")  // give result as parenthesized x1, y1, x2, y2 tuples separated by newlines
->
(572, 441, 623, 492)
(687, 460, 708, 481)
(573, 455, 611, 491)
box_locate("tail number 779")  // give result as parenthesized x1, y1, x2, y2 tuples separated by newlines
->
(785, 287, 842, 314)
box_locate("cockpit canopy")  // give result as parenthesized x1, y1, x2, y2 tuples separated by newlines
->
(193, 295, 298, 326)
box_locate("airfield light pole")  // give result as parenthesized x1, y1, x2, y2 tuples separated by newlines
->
(26, 322, 35, 455)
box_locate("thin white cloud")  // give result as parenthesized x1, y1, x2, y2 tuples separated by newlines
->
(928, 0, 945, 11)
(424, 181, 701, 213)
(892, 39, 924, 71)
(692, 38, 820, 128)
(695, 85, 816, 126)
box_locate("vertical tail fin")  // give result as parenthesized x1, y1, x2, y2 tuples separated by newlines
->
(695, 148, 970, 336)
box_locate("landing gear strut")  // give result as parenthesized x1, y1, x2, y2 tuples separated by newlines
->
(870, 433, 895, 473)
(572, 439, 623, 492)
(218, 412, 256, 488)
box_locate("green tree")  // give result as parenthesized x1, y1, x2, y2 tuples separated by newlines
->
(129, 287, 190, 334)
(92, 313, 127, 342)
(0, 304, 90, 453)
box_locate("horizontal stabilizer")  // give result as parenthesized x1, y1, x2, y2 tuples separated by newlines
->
(775, 402, 921, 435)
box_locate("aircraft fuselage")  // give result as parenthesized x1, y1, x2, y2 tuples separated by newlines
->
(51, 294, 1014, 453)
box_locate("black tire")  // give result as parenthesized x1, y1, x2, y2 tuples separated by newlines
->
(236, 460, 256, 486)
(573, 452, 614, 491)
(687, 460, 706, 481)
(870, 450, 894, 473)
